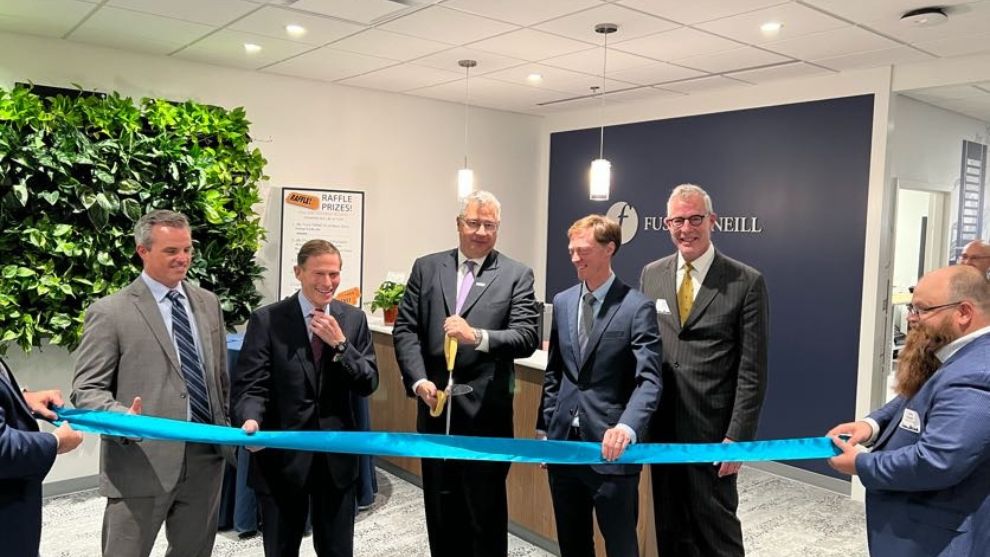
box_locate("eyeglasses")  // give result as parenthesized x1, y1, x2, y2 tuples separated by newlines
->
(460, 218, 499, 232)
(960, 254, 990, 261)
(905, 301, 962, 317)
(665, 213, 709, 229)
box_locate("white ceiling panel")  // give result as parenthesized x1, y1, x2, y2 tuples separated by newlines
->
(337, 63, 462, 91)
(410, 47, 527, 76)
(468, 28, 594, 61)
(800, 0, 975, 26)
(696, 2, 847, 45)
(911, 84, 990, 100)
(814, 45, 935, 70)
(379, 6, 518, 46)
(0, 0, 95, 38)
(674, 46, 791, 73)
(862, 1, 990, 43)
(764, 25, 900, 60)
(263, 46, 396, 81)
(289, 0, 413, 24)
(727, 61, 834, 83)
(616, 0, 787, 25)
(443, 0, 600, 27)
(484, 63, 635, 95)
(541, 47, 658, 75)
(660, 75, 753, 93)
(69, 7, 213, 55)
(915, 31, 990, 57)
(227, 6, 365, 46)
(107, 0, 257, 26)
(606, 61, 706, 86)
(410, 76, 568, 111)
(330, 29, 449, 61)
(534, 3, 679, 43)
(175, 29, 313, 69)
(614, 27, 742, 61)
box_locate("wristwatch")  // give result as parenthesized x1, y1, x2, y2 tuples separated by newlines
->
(472, 328, 482, 347)
(332, 339, 348, 362)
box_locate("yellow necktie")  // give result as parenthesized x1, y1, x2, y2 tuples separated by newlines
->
(678, 261, 694, 325)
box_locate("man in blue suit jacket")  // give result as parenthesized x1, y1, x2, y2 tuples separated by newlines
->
(829, 265, 990, 557)
(539, 215, 663, 557)
(1, 357, 83, 557)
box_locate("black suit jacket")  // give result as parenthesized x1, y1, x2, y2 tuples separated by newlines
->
(0, 358, 58, 557)
(392, 249, 539, 437)
(232, 294, 379, 492)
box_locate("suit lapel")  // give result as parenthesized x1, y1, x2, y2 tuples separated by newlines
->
(439, 249, 458, 316)
(130, 280, 182, 375)
(659, 257, 680, 332)
(185, 286, 218, 393)
(283, 294, 318, 394)
(682, 252, 722, 331)
(0, 358, 35, 417)
(460, 251, 498, 317)
(874, 398, 908, 450)
(578, 280, 627, 373)
(560, 288, 581, 371)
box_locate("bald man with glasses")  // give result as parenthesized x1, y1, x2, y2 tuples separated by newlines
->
(959, 240, 990, 278)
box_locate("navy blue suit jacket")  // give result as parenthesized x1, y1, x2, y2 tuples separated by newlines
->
(856, 332, 990, 557)
(0, 358, 58, 557)
(540, 278, 663, 475)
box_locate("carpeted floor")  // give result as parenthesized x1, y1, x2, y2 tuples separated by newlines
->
(39, 466, 866, 556)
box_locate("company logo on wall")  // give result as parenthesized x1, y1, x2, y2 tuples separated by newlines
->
(606, 202, 639, 244)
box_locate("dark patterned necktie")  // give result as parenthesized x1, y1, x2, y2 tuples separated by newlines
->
(311, 307, 325, 367)
(579, 292, 596, 356)
(166, 290, 212, 423)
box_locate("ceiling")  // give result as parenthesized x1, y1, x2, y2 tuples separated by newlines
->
(2, 0, 989, 119)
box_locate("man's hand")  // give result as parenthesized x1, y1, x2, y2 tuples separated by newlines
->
(826, 421, 873, 446)
(415, 380, 439, 411)
(601, 427, 632, 462)
(241, 419, 264, 452)
(23, 389, 64, 420)
(715, 438, 742, 477)
(311, 312, 347, 347)
(828, 435, 860, 475)
(127, 396, 143, 415)
(443, 316, 476, 345)
(53, 422, 84, 455)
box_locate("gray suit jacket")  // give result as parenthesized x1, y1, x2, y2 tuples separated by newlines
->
(71, 277, 232, 498)
(639, 251, 768, 443)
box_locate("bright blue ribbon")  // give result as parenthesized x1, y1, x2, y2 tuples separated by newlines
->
(55, 408, 839, 464)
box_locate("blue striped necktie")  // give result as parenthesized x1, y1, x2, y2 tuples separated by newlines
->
(166, 290, 213, 423)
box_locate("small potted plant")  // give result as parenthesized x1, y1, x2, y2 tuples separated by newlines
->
(371, 280, 406, 325)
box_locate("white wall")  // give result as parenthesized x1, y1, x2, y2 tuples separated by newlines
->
(0, 30, 543, 486)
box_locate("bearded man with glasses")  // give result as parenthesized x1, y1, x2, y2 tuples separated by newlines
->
(639, 183, 769, 557)
(828, 265, 990, 557)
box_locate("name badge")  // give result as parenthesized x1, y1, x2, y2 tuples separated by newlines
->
(899, 408, 921, 433)
(656, 299, 671, 314)
(475, 282, 486, 287)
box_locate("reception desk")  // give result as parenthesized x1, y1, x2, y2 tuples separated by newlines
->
(368, 322, 658, 557)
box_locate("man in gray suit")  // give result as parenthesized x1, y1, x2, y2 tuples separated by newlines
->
(639, 184, 769, 557)
(392, 190, 539, 557)
(72, 209, 232, 557)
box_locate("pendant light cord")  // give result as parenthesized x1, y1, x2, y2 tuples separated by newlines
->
(599, 30, 608, 160)
(463, 65, 470, 168)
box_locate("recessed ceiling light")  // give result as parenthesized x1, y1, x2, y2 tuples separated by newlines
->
(527, 73, 543, 83)
(900, 7, 948, 27)
(285, 24, 306, 37)
(244, 43, 262, 54)
(760, 21, 783, 35)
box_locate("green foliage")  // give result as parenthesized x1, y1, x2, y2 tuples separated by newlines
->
(0, 85, 268, 355)
(371, 281, 406, 313)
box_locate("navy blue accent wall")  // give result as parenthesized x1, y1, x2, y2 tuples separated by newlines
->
(547, 95, 874, 477)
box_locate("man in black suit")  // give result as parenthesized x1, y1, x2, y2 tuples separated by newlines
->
(233, 239, 379, 557)
(1, 357, 83, 557)
(392, 190, 539, 557)
(539, 215, 662, 557)
(639, 184, 769, 557)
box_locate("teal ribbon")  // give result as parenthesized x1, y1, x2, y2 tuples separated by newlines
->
(55, 407, 839, 464)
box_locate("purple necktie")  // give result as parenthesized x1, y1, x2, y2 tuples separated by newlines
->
(310, 307, 325, 367)
(455, 261, 476, 314)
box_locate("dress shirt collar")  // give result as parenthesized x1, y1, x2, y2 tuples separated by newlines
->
(936, 325, 990, 363)
(582, 271, 616, 305)
(140, 271, 187, 302)
(458, 250, 487, 272)
(677, 242, 716, 276)
(297, 292, 329, 320)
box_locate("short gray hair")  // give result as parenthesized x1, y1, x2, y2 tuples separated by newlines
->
(134, 210, 190, 248)
(460, 190, 502, 221)
(668, 184, 714, 214)
(949, 265, 990, 314)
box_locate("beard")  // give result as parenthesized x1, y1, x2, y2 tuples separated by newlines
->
(895, 319, 955, 398)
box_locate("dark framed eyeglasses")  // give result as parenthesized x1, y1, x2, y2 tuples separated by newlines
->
(664, 213, 709, 229)
(905, 301, 962, 317)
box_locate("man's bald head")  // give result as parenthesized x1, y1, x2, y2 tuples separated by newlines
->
(959, 240, 990, 275)
(914, 265, 990, 327)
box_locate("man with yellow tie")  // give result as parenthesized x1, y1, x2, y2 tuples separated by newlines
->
(639, 184, 769, 557)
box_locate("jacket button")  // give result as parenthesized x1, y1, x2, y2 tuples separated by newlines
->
(180, 393, 187, 399)
(673, 362, 680, 368)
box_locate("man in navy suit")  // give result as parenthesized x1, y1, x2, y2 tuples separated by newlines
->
(233, 239, 379, 557)
(539, 215, 663, 557)
(829, 265, 990, 556)
(1, 357, 83, 557)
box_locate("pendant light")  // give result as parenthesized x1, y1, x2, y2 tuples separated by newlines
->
(457, 59, 477, 200)
(589, 23, 617, 201)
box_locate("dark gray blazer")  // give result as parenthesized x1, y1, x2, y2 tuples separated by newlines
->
(392, 248, 539, 437)
(639, 251, 768, 443)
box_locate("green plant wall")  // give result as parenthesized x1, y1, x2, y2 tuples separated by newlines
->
(0, 85, 267, 355)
